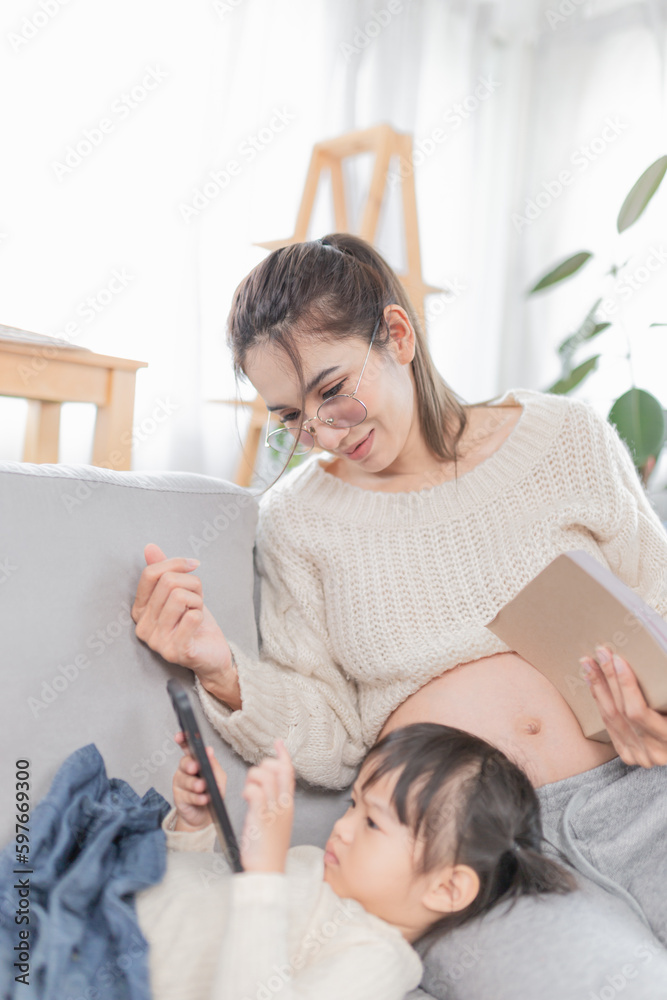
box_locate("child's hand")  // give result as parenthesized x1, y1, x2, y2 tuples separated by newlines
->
(241, 740, 295, 873)
(172, 731, 228, 833)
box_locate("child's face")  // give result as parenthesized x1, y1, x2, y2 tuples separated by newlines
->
(322, 765, 441, 939)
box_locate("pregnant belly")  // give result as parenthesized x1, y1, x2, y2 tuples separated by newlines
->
(381, 652, 618, 788)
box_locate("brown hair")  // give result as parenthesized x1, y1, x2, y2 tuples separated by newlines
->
(227, 232, 468, 469)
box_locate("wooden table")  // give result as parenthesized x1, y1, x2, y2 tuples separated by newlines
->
(0, 337, 148, 470)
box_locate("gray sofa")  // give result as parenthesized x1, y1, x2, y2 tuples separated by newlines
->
(4, 460, 667, 1000)
(0, 460, 351, 850)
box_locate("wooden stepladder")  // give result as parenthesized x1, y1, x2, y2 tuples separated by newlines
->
(217, 123, 442, 487)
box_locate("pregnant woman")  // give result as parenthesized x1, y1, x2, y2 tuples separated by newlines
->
(132, 233, 667, 994)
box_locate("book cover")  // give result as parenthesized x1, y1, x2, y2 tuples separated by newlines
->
(486, 550, 667, 742)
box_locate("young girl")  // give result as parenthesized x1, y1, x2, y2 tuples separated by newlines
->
(134, 723, 575, 1000)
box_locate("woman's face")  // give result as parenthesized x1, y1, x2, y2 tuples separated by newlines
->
(243, 306, 419, 474)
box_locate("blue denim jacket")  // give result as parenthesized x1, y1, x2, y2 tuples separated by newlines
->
(0, 744, 169, 1000)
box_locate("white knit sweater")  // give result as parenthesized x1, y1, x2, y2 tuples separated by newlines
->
(196, 388, 667, 788)
(135, 808, 422, 1000)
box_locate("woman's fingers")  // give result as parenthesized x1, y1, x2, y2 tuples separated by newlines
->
(132, 539, 199, 617)
(133, 550, 199, 607)
(583, 651, 667, 766)
(583, 654, 643, 758)
(133, 572, 203, 641)
(610, 656, 667, 764)
(140, 587, 204, 645)
(594, 646, 627, 714)
(160, 609, 206, 667)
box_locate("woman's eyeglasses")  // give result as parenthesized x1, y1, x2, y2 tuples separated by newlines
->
(265, 315, 382, 455)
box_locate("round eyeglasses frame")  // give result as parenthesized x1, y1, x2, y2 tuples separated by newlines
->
(264, 314, 382, 456)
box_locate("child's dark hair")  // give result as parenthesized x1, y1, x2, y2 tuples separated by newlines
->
(361, 723, 576, 950)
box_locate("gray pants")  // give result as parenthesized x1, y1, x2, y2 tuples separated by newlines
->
(537, 755, 667, 947)
(414, 758, 667, 1000)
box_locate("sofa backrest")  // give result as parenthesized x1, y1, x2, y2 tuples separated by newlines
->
(0, 461, 348, 849)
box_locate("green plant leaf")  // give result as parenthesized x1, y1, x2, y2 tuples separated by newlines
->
(608, 388, 666, 467)
(586, 321, 612, 340)
(649, 323, 667, 327)
(557, 299, 604, 357)
(617, 155, 667, 233)
(528, 252, 593, 295)
(546, 355, 599, 394)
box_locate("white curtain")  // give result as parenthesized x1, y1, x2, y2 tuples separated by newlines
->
(1, 0, 665, 481)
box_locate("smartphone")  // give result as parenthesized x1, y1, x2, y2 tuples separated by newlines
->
(167, 678, 243, 872)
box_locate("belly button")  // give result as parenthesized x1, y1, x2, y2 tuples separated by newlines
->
(524, 719, 542, 736)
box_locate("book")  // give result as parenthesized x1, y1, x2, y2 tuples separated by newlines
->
(486, 550, 667, 742)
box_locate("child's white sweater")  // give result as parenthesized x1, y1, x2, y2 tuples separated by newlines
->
(195, 388, 667, 788)
(135, 808, 422, 1000)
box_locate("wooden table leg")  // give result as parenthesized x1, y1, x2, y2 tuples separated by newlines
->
(234, 396, 268, 488)
(92, 368, 137, 471)
(23, 400, 61, 463)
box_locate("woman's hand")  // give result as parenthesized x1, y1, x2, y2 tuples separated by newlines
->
(172, 731, 228, 832)
(580, 646, 667, 767)
(240, 740, 295, 873)
(132, 543, 241, 709)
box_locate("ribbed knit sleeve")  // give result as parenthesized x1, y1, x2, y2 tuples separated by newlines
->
(195, 486, 365, 789)
(571, 399, 667, 618)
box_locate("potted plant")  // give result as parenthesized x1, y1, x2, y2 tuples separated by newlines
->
(527, 155, 667, 488)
